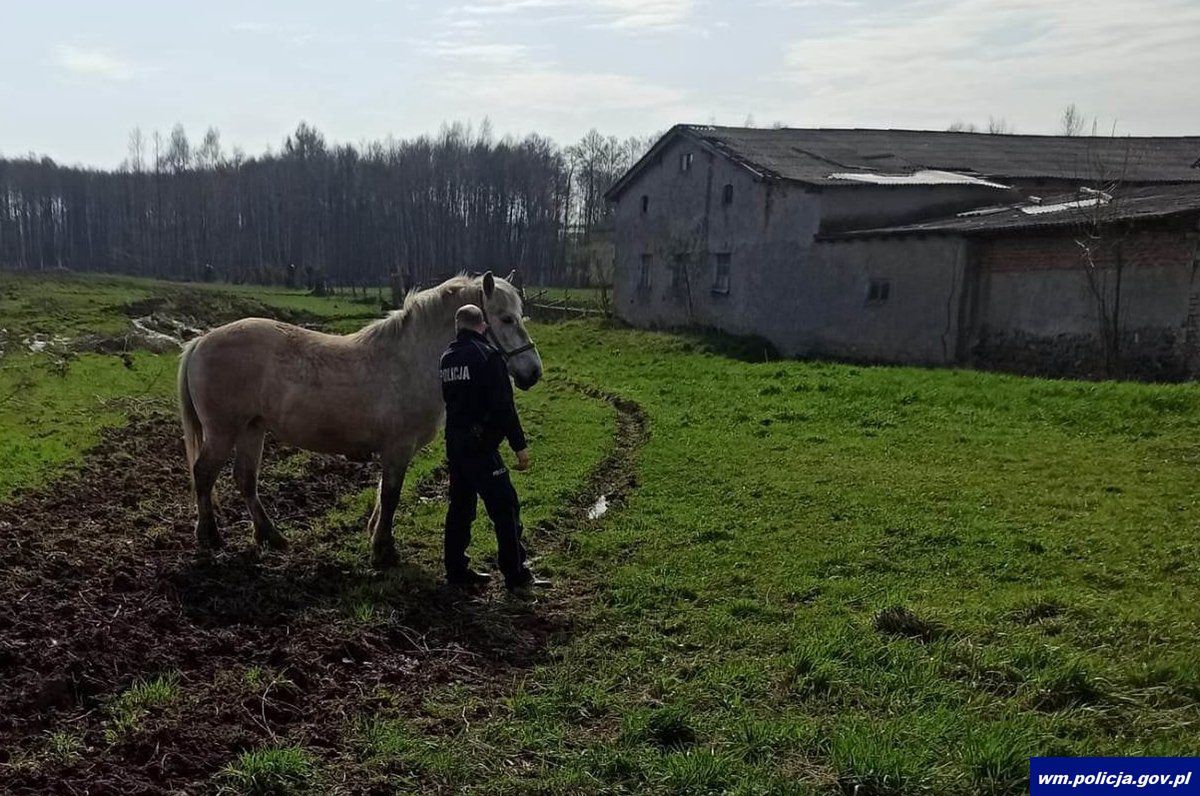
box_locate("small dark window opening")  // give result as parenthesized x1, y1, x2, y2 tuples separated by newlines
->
(639, 254, 653, 290)
(866, 278, 890, 304)
(641, 194, 649, 214)
(722, 183, 734, 204)
(680, 152, 693, 172)
(712, 253, 731, 294)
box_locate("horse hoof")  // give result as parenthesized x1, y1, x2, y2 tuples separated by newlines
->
(196, 528, 223, 551)
(371, 547, 398, 570)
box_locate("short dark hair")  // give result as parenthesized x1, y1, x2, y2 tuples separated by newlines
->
(455, 304, 486, 331)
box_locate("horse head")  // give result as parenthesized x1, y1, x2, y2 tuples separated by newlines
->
(479, 270, 542, 390)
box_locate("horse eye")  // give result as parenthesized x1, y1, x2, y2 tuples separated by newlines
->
(502, 315, 515, 324)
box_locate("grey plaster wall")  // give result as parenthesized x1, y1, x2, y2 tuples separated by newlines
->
(800, 236, 970, 364)
(981, 265, 1191, 335)
(612, 135, 821, 340)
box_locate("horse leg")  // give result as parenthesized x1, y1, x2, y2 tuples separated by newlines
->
(366, 478, 382, 538)
(370, 455, 411, 569)
(234, 424, 287, 550)
(193, 430, 235, 551)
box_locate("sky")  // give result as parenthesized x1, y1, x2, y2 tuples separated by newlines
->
(4, 0, 1200, 167)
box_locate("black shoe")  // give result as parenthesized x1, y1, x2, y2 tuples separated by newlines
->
(505, 570, 550, 594)
(446, 569, 492, 587)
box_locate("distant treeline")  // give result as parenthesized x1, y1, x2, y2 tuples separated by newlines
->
(0, 121, 652, 287)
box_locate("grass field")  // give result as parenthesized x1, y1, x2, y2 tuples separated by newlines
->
(2, 272, 1199, 794)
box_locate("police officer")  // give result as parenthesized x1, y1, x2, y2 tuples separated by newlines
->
(440, 303, 545, 594)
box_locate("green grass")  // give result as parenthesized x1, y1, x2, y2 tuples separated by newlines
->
(0, 351, 177, 499)
(104, 673, 181, 742)
(225, 283, 385, 321)
(3, 729, 88, 774)
(353, 716, 461, 787)
(217, 747, 316, 795)
(346, 320, 1200, 792)
(45, 731, 85, 763)
(6, 273, 1200, 792)
(0, 271, 159, 337)
(0, 271, 386, 500)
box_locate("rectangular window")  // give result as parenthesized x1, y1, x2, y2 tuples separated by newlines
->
(866, 278, 890, 304)
(639, 254, 653, 290)
(722, 183, 734, 204)
(641, 194, 649, 214)
(679, 152, 693, 172)
(712, 253, 731, 294)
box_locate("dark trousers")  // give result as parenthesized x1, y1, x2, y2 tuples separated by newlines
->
(444, 448, 527, 583)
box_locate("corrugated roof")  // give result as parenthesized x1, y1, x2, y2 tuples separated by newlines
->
(826, 169, 1010, 188)
(823, 184, 1200, 239)
(606, 125, 1200, 199)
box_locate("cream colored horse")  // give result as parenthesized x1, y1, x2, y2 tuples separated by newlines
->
(177, 271, 542, 567)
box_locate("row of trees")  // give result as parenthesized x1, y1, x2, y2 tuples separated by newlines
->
(947, 104, 1112, 137)
(0, 122, 654, 287)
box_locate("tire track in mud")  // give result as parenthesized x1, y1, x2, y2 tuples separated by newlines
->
(529, 379, 648, 536)
(0, 381, 648, 794)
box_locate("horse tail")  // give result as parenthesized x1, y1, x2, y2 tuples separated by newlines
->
(178, 338, 203, 489)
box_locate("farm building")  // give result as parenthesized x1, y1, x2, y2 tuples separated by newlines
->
(606, 125, 1200, 379)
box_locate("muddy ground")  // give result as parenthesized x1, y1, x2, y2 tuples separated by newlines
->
(0, 386, 647, 794)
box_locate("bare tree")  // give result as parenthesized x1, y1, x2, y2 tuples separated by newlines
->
(196, 127, 224, 169)
(1072, 188, 1125, 376)
(987, 116, 1014, 135)
(152, 130, 165, 172)
(947, 117, 1016, 134)
(1060, 103, 1087, 137)
(0, 120, 589, 286)
(126, 128, 146, 173)
(167, 124, 191, 173)
(1069, 141, 1137, 376)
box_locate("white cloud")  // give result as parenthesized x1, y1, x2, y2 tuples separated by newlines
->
(422, 11, 688, 120)
(780, 0, 1200, 133)
(440, 67, 684, 113)
(597, 0, 693, 30)
(456, 0, 564, 13)
(229, 21, 324, 46)
(448, 0, 693, 30)
(425, 39, 533, 65)
(54, 44, 135, 81)
(759, 0, 861, 7)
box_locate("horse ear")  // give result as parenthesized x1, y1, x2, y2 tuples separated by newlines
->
(505, 269, 517, 284)
(482, 271, 495, 298)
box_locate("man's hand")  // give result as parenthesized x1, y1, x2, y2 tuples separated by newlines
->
(514, 448, 531, 471)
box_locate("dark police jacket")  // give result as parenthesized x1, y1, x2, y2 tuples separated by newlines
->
(439, 329, 527, 457)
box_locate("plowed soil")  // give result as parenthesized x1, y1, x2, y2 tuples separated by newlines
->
(0, 385, 647, 794)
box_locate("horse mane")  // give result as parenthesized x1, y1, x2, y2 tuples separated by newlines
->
(352, 273, 485, 344)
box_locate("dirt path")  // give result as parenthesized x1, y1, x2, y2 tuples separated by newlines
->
(0, 383, 648, 794)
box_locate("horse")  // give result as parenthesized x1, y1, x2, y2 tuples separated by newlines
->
(176, 271, 542, 568)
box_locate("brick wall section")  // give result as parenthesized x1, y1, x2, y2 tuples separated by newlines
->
(973, 224, 1200, 380)
(981, 228, 1195, 273)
